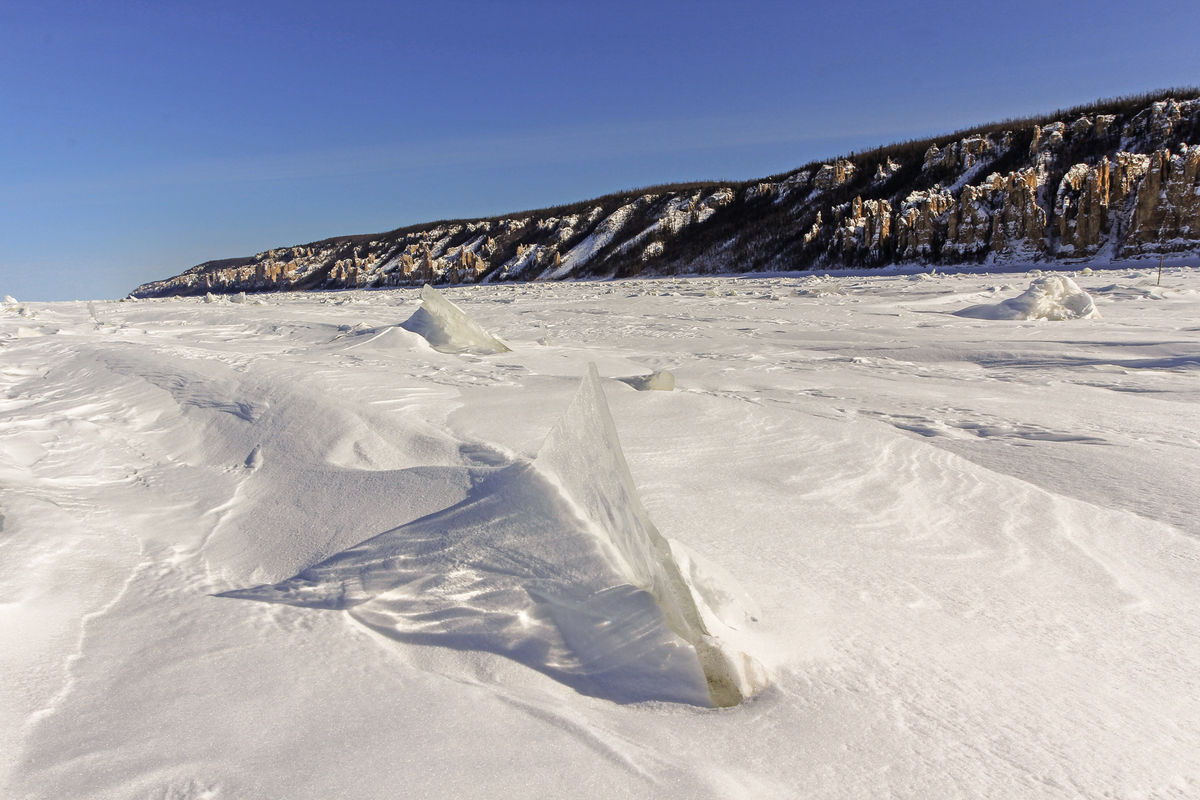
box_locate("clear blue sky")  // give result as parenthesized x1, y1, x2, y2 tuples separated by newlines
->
(3, 0, 1198, 300)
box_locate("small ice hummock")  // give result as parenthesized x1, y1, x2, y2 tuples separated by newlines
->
(400, 284, 510, 354)
(244, 444, 264, 471)
(618, 370, 676, 391)
(219, 365, 763, 707)
(956, 275, 1100, 320)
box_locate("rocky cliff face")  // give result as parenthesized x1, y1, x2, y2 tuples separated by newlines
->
(133, 96, 1200, 297)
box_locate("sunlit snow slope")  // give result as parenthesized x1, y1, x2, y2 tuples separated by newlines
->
(3, 264, 1199, 799)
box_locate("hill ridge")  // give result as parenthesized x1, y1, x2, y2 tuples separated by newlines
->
(132, 91, 1200, 297)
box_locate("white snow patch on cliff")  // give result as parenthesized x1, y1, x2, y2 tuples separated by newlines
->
(541, 203, 640, 280)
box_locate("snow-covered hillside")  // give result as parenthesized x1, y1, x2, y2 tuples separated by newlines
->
(131, 95, 1200, 298)
(3, 264, 1200, 798)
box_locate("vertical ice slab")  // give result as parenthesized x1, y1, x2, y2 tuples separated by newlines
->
(536, 364, 765, 707)
(399, 284, 511, 354)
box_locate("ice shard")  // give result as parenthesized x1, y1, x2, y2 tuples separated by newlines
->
(399, 284, 511, 354)
(536, 364, 764, 707)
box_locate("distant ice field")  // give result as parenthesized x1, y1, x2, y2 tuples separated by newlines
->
(2, 265, 1199, 799)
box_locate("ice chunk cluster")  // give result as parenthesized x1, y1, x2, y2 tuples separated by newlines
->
(400, 284, 510, 354)
(957, 275, 1100, 320)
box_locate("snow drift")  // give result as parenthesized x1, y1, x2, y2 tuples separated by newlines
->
(220, 364, 763, 707)
(399, 284, 510, 354)
(956, 275, 1100, 320)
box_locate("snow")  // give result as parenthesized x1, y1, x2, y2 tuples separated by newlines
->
(4, 265, 1200, 798)
(956, 275, 1101, 320)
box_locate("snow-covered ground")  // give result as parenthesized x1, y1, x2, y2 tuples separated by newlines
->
(3, 265, 1199, 799)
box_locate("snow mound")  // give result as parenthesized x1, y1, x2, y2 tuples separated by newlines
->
(399, 284, 510, 354)
(956, 276, 1100, 320)
(219, 365, 762, 706)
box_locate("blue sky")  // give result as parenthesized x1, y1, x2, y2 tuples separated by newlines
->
(3, 0, 1198, 300)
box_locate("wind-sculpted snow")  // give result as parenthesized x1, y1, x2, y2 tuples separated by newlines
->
(956, 275, 1100, 320)
(219, 462, 716, 705)
(399, 283, 511, 354)
(9, 268, 1200, 799)
(220, 365, 762, 706)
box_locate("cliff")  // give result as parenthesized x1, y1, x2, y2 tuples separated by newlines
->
(132, 94, 1200, 297)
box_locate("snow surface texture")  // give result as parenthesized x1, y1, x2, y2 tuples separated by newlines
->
(957, 275, 1100, 320)
(399, 283, 510, 353)
(4, 264, 1200, 799)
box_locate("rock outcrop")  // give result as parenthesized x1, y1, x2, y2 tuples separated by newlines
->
(834, 197, 892, 261)
(1125, 145, 1200, 254)
(942, 169, 1046, 257)
(133, 95, 1200, 298)
(1054, 153, 1151, 255)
